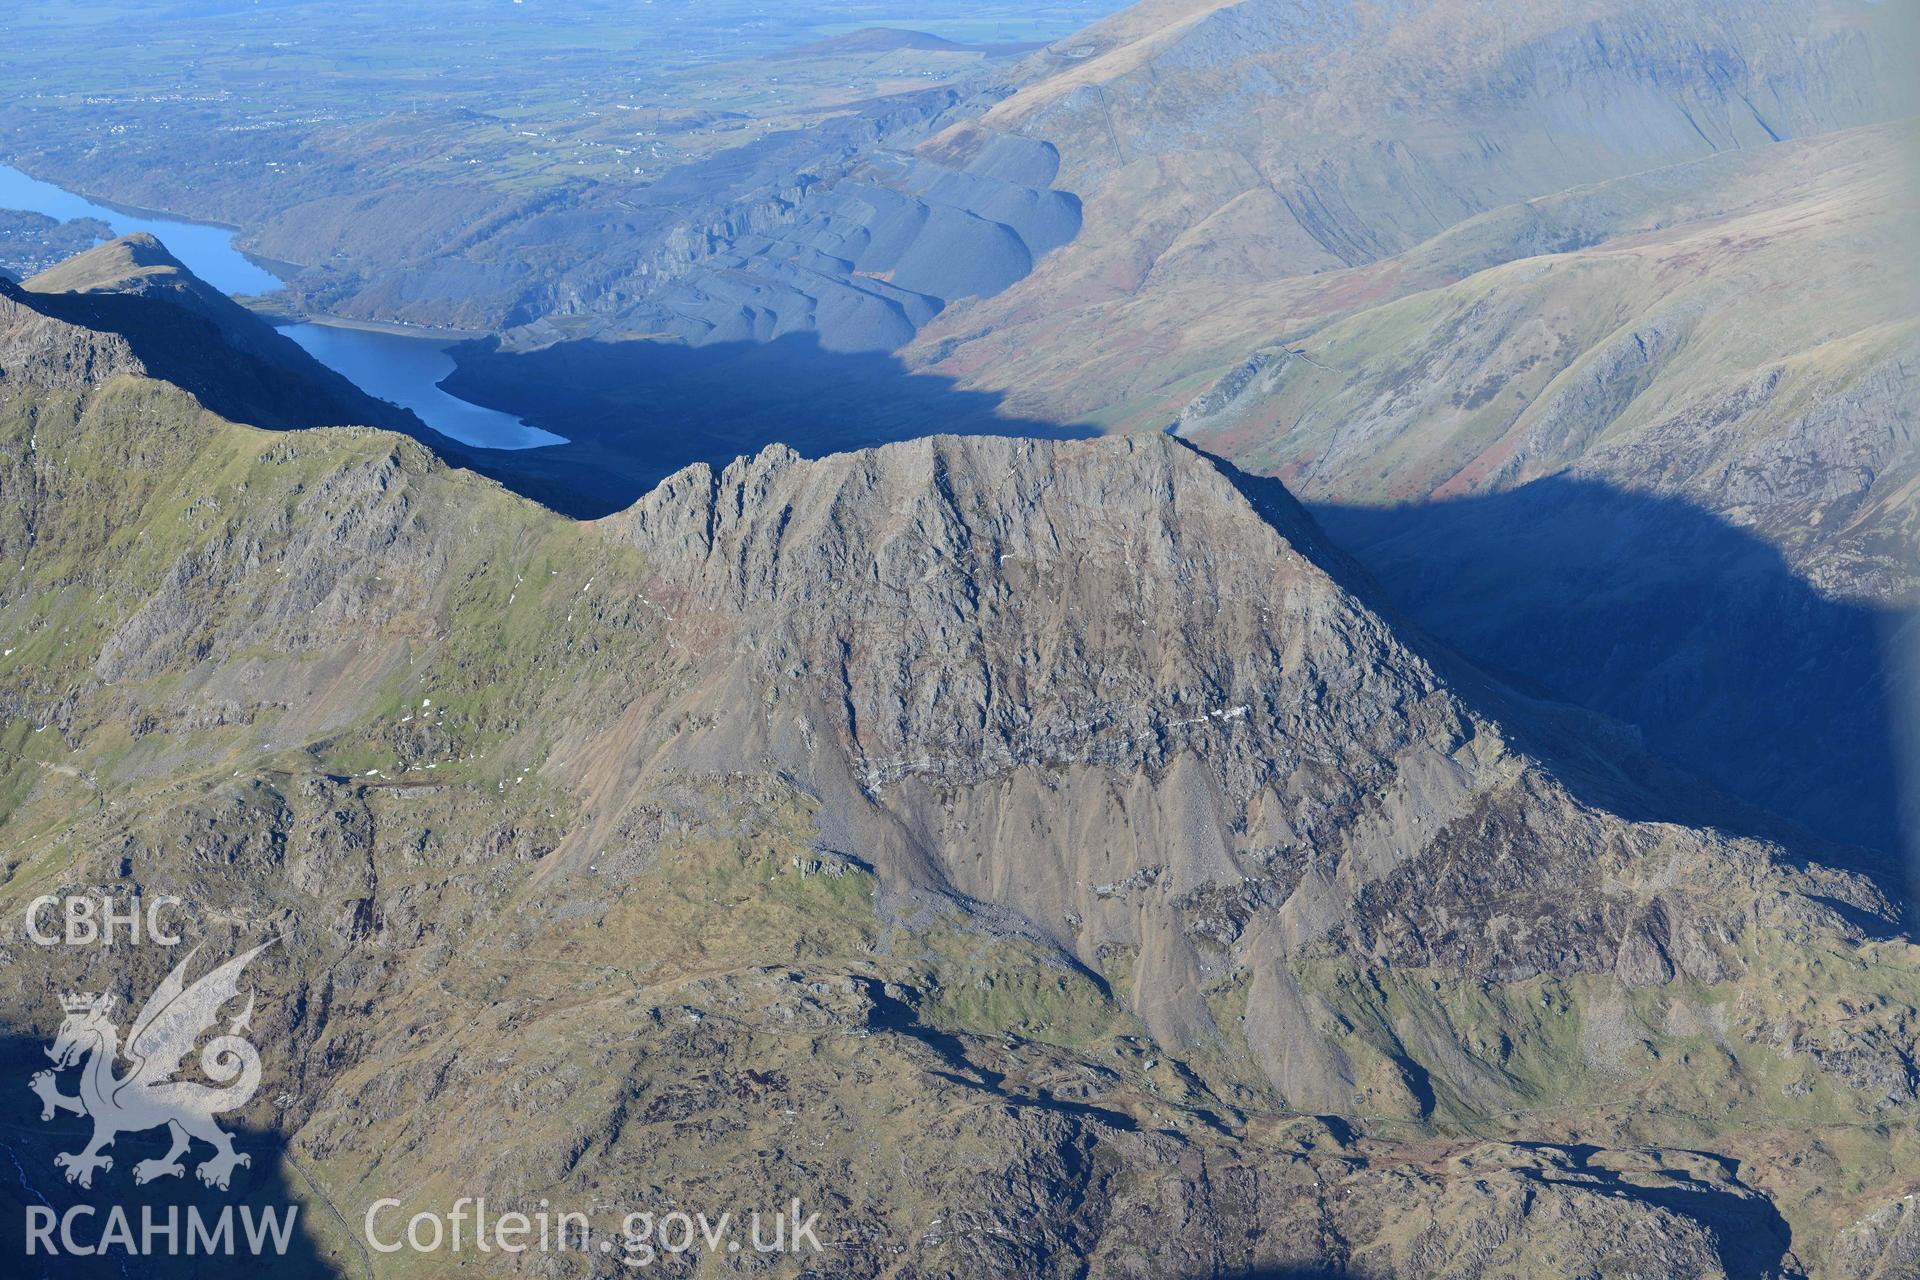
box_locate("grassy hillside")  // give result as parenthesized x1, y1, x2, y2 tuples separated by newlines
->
(0, 302, 1916, 1272)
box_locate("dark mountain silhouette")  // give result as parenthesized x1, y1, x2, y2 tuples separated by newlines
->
(435, 330, 1098, 517)
(16, 234, 424, 438)
(1312, 479, 1912, 878)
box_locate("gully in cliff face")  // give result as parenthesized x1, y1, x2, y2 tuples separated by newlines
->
(2, 3, 1917, 1277)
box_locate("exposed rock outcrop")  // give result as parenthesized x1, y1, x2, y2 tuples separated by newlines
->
(2, 260, 1914, 1277)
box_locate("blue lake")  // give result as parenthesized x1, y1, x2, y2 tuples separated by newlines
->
(280, 323, 566, 450)
(0, 163, 283, 295)
(0, 163, 562, 450)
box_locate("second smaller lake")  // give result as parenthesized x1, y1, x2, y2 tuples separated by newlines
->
(280, 324, 567, 451)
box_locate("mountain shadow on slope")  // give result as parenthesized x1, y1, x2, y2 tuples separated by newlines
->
(1181, 1142, 1794, 1279)
(0, 1030, 349, 1279)
(1194, 1268, 1351, 1278)
(11, 282, 418, 439)
(433, 331, 1098, 518)
(1502, 1142, 1796, 1280)
(13, 235, 425, 439)
(1309, 478, 1911, 883)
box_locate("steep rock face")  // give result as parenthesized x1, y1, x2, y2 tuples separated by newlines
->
(1176, 124, 1916, 593)
(1830, 1196, 1920, 1280)
(0, 301, 1915, 1273)
(594, 435, 1904, 1118)
(0, 280, 139, 392)
(987, 0, 1910, 252)
(910, 0, 1915, 417)
(1177, 122, 1918, 855)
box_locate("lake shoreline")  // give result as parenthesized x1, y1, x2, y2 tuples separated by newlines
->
(248, 298, 492, 344)
(0, 163, 480, 341)
(0, 161, 558, 449)
(0, 157, 308, 280)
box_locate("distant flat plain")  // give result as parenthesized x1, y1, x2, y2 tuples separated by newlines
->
(0, 1, 1126, 207)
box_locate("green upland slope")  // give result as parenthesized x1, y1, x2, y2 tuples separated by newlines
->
(0, 250, 1916, 1278)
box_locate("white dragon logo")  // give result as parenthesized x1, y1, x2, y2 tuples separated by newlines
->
(28, 942, 269, 1191)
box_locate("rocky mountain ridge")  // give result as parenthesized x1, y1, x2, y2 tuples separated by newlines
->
(2, 256, 1916, 1274)
(7, 233, 427, 436)
(1172, 117, 1918, 858)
